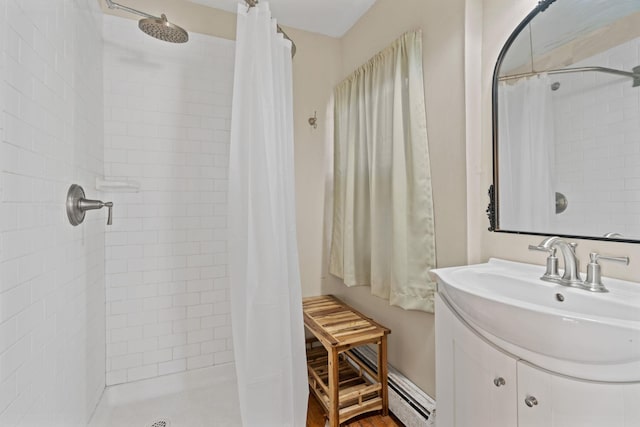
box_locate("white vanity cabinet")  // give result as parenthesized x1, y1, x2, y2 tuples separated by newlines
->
(517, 362, 640, 427)
(436, 293, 640, 427)
(435, 294, 517, 427)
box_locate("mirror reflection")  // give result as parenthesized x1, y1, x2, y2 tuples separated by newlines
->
(494, 0, 640, 240)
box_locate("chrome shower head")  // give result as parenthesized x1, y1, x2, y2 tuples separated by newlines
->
(138, 14, 189, 43)
(105, 1, 189, 43)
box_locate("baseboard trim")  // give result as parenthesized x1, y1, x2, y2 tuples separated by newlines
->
(351, 347, 436, 427)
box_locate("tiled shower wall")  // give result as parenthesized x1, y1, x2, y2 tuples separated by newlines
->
(102, 15, 234, 385)
(0, 0, 105, 425)
(552, 36, 640, 237)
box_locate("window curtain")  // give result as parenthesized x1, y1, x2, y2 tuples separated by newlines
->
(329, 30, 437, 313)
(498, 76, 555, 232)
(228, 3, 307, 426)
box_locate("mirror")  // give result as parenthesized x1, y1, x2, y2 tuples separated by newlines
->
(491, 0, 640, 242)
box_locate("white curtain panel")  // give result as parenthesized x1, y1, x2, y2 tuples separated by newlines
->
(498, 76, 555, 232)
(228, 3, 307, 426)
(329, 30, 437, 313)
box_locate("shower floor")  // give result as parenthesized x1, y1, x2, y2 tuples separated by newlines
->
(87, 363, 399, 426)
(88, 364, 241, 427)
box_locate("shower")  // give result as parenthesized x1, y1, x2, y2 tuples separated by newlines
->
(104, 0, 189, 43)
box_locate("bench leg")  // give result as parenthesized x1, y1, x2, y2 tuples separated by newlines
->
(378, 337, 389, 416)
(329, 349, 340, 427)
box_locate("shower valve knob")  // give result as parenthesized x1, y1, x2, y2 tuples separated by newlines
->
(66, 184, 114, 226)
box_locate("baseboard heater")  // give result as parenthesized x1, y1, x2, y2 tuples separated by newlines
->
(350, 346, 436, 427)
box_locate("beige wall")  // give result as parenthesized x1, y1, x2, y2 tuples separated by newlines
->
(321, 0, 468, 398)
(472, 0, 640, 282)
(288, 27, 342, 297)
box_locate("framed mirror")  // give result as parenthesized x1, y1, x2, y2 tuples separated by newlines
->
(490, 0, 640, 242)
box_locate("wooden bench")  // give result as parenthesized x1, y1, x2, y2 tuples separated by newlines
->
(302, 295, 391, 427)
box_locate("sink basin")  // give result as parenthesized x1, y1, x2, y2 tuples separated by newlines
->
(432, 259, 640, 381)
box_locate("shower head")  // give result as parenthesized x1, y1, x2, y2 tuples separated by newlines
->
(105, 0, 189, 44)
(138, 14, 189, 43)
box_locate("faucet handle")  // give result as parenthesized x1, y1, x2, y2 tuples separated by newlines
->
(528, 245, 555, 254)
(105, 202, 113, 226)
(589, 252, 629, 265)
(583, 252, 630, 292)
(528, 245, 560, 281)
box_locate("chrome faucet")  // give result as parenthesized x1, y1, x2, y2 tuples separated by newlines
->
(529, 237, 582, 287)
(529, 237, 631, 292)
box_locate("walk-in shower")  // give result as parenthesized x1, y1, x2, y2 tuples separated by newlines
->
(104, 0, 189, 43)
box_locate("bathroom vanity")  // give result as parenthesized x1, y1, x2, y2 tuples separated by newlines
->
(473, 0, 640, 421)
(433, 259, 640, 427)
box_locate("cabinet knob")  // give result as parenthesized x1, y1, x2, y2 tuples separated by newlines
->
(493, 377, 506, 387)
(525, 395, 539, 407)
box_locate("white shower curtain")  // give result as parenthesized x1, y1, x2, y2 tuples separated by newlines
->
(228, 3, 307, 426)
(498, 75, 556, 232)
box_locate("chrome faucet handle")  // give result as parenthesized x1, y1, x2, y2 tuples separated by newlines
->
(591, 253, 630, 265)
(583, 252, 630, 292)
(528, 245, 560, 281)
(528, 244, 548, 252)
(528, 244, 558, 255)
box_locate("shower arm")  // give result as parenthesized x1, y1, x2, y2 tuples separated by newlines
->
(104, 0, 155, 19)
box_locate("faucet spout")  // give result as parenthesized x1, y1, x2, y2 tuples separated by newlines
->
(536, 237, 582, 286)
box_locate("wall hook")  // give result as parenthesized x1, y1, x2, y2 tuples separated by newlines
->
(308, 111, 318, 129)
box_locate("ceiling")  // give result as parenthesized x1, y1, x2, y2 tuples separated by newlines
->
(186, 0, 377, 38)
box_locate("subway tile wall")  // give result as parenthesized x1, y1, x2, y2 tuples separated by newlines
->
(0, 0, 105, 425)
(553, 37, 640, 237)
(102, 15, 235, 385)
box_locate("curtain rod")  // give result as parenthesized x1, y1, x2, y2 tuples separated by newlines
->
(499, 65, 640, 87)
(245, 0, 297, 58)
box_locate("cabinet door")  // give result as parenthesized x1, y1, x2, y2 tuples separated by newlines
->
(436, 294, 517, 427)
(517, 361, 640, 427)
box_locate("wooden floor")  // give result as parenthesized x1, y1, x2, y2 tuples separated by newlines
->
(306, 393, 404, 427)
